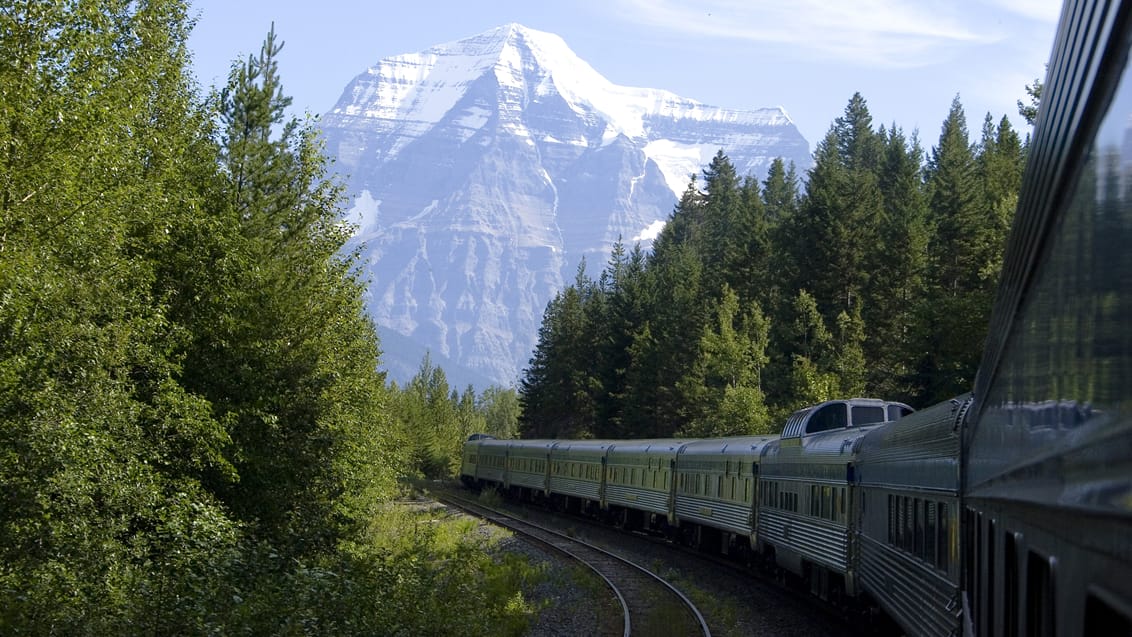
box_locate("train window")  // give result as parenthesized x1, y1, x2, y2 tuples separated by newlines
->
(888, 495, 897, 544)
(822, 486, 832, 519)
(1025, 550, 1056, 636)
(939, 503, 950, 571)
(882, 407, 910, 420)
(717, 476, 723, 498)
(744, 479, 750, 502)
(925, 501, 937, 565)
(914, 498, 924, 559)
(902, 497, 912, 552)
(851, 405, 886, 426)
(1005, 531, 1018, 637)
(1085, 594, 1132, 636)
(808, 403, 848, 433)
(1027, 552, 1055, 637)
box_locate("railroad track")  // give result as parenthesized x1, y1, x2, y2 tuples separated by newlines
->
(439, 493, 711, 637)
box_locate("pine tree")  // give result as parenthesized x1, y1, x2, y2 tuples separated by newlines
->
(175, 25, 396, 556)
(863, 126, 930, 400)
(788, 95, 884, 324)
(519, 265, 599, 438)
(920, 96, 988, 402)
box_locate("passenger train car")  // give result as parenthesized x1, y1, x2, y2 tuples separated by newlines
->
(462, 0, 1132, 632)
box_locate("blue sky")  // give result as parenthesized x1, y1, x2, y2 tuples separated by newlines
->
(187, 0, 1062, 152)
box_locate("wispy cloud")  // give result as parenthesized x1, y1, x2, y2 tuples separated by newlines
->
(609, 0, 1057, 68)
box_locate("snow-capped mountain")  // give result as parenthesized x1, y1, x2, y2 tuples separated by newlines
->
(320, 23, 811, 388)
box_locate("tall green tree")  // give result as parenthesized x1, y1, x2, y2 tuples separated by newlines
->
(788, 95, 883, 324)
(920, 96, 991, 402)
(174, 25, 396, 555)
(519, 265, 599, 438)
(863, 126, 930, 400)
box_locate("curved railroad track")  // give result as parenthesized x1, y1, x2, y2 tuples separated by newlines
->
(439, 493, 711, 637)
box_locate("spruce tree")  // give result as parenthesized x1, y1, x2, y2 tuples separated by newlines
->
(863, 126, 930, 400)
(921, 96, 987, 402)
(176, 25, 395, 556)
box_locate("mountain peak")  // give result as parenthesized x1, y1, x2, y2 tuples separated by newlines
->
(320, 24, 812, 387)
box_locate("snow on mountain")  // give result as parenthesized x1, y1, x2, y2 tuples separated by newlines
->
(320, 23, 811, 388)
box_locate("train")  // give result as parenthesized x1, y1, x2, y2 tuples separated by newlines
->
(464, 0, 1132, 634)
(461, 397, 960, 634)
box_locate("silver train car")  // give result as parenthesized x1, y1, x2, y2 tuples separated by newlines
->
(854, 396, 967, 636)
(603, 439, 688, 529)
(757, 398, 912, 601)
(546, 439, 611, 514)
(503, 439, 555, 498)
(672, 436, 775, 556)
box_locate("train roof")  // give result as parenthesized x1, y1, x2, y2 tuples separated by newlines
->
(504, 439, 559, 451)
(780, 398, 914, 441)
(606, 438, 695, 455)
(678, 435, 777, 457)
(547, 439, 615, 452)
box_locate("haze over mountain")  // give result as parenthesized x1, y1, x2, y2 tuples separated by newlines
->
(319, 23, 812, 388)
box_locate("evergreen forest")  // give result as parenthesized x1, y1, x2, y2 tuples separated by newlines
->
(519, 94, 1028, 439)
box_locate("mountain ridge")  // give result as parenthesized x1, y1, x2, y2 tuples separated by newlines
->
(320, 23, 812, 387)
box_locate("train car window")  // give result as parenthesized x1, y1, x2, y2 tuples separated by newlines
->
(1027, 551, 1055, 637)
(926, 501, 938, 565)
(1085, 595, 1132, 636)
(851, 405, 886, 426)
(1005, 532, 1019, 637)
(914, 498, 924, 559)
(940, 503, 951, 572)
(985, 519, 997, 637)
(887, 404, 912, 420)
(901, 495, 910, 549)
(888, 495, 897, 545)
(808, 403, 848, 433)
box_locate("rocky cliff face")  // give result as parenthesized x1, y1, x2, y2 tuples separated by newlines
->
(319, 23, 811, 387)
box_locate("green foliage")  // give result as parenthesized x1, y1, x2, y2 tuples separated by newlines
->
(678, 285, 771, 437)
(1018, 75, 1043, 126)
(392, 353, 520, 476)
(0, 5, 536, 634)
